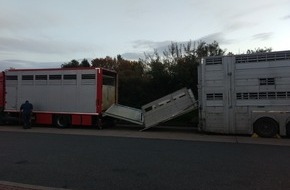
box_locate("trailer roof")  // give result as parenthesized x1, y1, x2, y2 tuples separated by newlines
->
(202, 50, 290, 65)
(5, 67, 117, 73)
(203, 50, 290, 59)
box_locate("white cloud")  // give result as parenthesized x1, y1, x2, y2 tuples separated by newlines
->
(282, 15, 290, 20)
(127, 34, 233, 60)
(198, 32, 235, 45)
(0, 36, 94, 58)
(132, 40, 172, 50)
(0, 60, 62, 71)
(224, 21, 257, 32)
(121, 52, 145, 60)
(252, 33, 273, 41)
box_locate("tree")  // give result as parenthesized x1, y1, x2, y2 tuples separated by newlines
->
(246, 47, 272, 54)
(115, 55, 148, 107)
(139, 50, 174, 100)
(164, 41, 198, 96)
(140, 41, 225, 99)
(80, 59, 90, 67)
(61, 59, 80, 68)
(195, 40, 225, 59)
(91, 56, 118, 70)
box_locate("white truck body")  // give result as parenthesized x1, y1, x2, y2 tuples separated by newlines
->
(2, 67, 117, 127)
(198, 50, 290, 136)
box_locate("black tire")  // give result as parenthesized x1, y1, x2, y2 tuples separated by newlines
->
(253, 117, 278, 138)
(286, 122, 290, 137)
(54, 115, 70, 128)
(0, 115, 4, 125)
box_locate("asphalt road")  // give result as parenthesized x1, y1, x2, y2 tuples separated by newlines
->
(0, 129, 290, 190)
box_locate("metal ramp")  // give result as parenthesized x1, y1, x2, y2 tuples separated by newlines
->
(104, 88, 197, 130)
(104, 104, 143, 125)
(141, 88, 197, 130)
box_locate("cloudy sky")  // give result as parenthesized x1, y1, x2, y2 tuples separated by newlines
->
(0, 0, 290, 70)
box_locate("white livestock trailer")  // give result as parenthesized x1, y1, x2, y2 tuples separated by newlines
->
(198, 50, 290, 137)
(0, 67, 117, 128)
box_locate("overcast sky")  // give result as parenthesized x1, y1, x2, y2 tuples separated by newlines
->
(0, 0, 290, 70)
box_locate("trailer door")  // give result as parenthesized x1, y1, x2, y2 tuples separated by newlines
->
(102, 75, 116, 111)
(101, 69, 118, 111)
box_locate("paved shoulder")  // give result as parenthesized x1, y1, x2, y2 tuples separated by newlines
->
(0, 125, 289, 146)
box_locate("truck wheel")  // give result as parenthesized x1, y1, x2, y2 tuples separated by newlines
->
(0, 115, 4, 125)
(286, 122, 290, 137)
(55, 115, 70, 128)
(253, 117, 278, 138)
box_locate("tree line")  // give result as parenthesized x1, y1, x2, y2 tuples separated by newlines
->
(61, 41, 271, 108)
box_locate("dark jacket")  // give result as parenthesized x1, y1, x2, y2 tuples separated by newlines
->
(20, 101, 33, 114)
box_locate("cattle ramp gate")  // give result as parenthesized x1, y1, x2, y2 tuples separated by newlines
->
(104, 88, 197, 130)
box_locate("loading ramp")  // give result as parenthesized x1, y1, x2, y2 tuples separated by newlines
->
(104, 88, 197, 131)
(104, 104, 143, 125)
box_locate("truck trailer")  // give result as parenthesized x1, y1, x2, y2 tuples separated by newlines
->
(0, 67, 118, 128)
(0, 66, 197, 130)
(198, 50, 290, 137)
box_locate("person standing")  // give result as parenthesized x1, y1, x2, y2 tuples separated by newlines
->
(20, 100, 33, 129)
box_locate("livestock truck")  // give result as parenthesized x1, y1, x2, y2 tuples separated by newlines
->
(198, 50, 290, 137)
(0, 67, 118, 128)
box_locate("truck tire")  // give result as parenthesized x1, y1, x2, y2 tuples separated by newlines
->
(54, 115, 70, 128)
(0, 117, 4, 125)
(253, 117, 278, 138)
(286, 122, 290, 137)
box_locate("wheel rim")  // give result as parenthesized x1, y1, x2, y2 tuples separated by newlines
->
(56, 115, 68, 128)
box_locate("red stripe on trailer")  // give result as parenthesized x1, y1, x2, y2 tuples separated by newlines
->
(72, 115, 81, 125)
(71, 114, 92, 126)
(35, 113, 52, 125)
(96, 68, 103, 114)
(81, 115, 92, 126)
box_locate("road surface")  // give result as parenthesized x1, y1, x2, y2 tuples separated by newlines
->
(0, 125, 290, 190)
